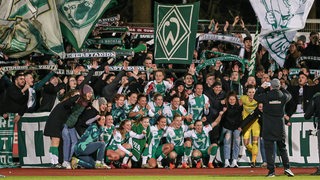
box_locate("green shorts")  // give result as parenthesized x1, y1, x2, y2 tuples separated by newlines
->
(199, 148, 209, 158)
(151, 144, 163, 159)
(174, 145, 184, 156)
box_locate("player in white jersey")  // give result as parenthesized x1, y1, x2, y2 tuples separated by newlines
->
(141, 115, 174, 168)
(187, 83, 210, 128)
(166, 114, 191, 169)
(108, 120, 145, 168)
(163, 95, 192, 125)
(148, 93, 166, 125)
(184, 110, 224, 168)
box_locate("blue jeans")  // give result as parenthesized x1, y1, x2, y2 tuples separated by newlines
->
(222, 127, 241, 160)
(62, 124, 79, 161)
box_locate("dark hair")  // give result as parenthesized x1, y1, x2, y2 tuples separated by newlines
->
(171, 94, 180, 101)
(246, 84, 256, 90)
(105, 74, 115, 82)
(14, 70, 24, 80)
(212, 81, 222, 87)
(193, 120, 202, 126)
(127, 91, 138, 98)
(310, 31, 318, 36)
(226, 91, 239, 107)
(156, 115, 166, 124)
(137, 93, 147, 101)
(194, 82, 203, 88)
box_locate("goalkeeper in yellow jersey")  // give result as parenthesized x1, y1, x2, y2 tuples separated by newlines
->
(239, 84, 260, 167)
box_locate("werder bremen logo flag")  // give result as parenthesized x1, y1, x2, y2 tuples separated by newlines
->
(0, 0, 65, 58)
(154, 2, 199, 64)
(249, 0, 314, 67)
(57, 0, 118, 50)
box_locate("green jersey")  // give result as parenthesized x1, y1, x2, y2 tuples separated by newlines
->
(184, 125, 212, 150)
(188, 93, 210, 124)
(166, 125, 188, 146)
(101, 125, 115, 144)
(74, 123, 103, 152)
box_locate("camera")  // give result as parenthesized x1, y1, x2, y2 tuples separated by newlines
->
(263, 82, 271, 87)
(308, 129, 318, 136)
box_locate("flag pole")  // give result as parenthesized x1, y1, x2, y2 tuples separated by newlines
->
(248, 18, 260, 76)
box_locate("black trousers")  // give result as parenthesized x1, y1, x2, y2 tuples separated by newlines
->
(317, 129, 320, 167)
(264, 139, 290, 172)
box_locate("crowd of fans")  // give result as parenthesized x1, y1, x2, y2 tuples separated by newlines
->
(0, 16, 319, 171)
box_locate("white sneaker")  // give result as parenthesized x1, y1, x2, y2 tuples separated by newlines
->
(224, 161, 230, 168)
(284, 169, 294, 177)
(230, 160, 238, 168)
(62, 161, 71, 169)
(103, 162, 111, 169)
(157, 161, 163, 168)
(141, 164, 152, 168)
(261, 162, 267, 168)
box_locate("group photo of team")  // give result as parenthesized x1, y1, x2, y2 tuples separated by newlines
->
(0, 0, 320, 178)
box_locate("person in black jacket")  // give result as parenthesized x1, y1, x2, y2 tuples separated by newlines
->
(37, 75, 64, 112)
(304, 92, 320, 175)
(254, 78, 294, 177)
(75, 97, 107, 136)
(286, 72, 320, 116)
(44, 90, 80, 168)
(220, 91, 243, 168)
(1, 71, 29, 122)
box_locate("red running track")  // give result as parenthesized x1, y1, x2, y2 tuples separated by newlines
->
(0, 167, 317, 177)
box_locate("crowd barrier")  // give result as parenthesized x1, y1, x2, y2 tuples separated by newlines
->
(0, 113, 318, 167)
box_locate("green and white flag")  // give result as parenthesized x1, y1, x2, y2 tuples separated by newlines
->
(18, 112, 51, 167)
(154, 2, 199, 64)
(131, 123, 150, 162)
(57, 0, 118, 50)
(0, 114, 15, 168)
(0, 0, 65, 58)
(249, 0, 314, 67)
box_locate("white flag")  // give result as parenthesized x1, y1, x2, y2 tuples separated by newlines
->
(249, 0, 314, 67)
(0, 0, 65, 58)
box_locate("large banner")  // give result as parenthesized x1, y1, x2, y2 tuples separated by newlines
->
(57, 0, 118, 50)
(0, 114, 15, 168)
(18, 112, 51, 167)
(11, 112, 319, 167)
(154, 2, 199, 64)
(0, 0, 64, 58)
(249, 0, 314, 67)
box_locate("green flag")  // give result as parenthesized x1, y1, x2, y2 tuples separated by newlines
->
(0, 114, 15, 168)
(57, 0, 118, 50)
(154, 2, 199, 64)
(18, 112, 51, 167)
(0, 0, 65, 58)
(131, 123, 150, 162)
